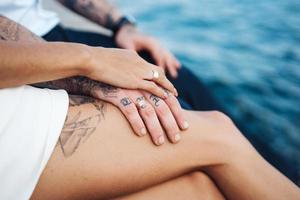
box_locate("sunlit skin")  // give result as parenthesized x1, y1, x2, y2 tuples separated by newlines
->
(0, 2, 299, 199)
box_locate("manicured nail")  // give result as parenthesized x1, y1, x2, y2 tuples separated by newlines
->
(183, 121, 189, 129)
(174, 88, 178, 96)
(157, 135, 165, 145)
(140, 128, 147, 136)
(174, 133, 181, 142)
(164, 91, 169, 98)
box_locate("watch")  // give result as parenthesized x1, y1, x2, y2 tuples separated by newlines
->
(112, 16, 136, 35)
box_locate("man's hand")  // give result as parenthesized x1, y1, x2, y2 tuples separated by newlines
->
(115, 25, 181, 78)
(91, 84, 189, 146)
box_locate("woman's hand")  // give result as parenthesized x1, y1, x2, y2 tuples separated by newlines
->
(115, 25, 181, 78)
(90, 83, 189, 146)
(85, 47, 177, 99)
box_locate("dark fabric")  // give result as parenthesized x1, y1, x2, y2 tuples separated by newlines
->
(43, 24, 221, 111)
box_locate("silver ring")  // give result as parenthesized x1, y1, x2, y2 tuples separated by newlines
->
(152, 70, 159, 80)
(136, 97, 147, 109)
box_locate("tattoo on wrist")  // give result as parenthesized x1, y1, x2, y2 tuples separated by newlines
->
(120, 97, 132, 106)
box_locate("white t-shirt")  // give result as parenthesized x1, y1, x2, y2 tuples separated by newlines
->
(0, 85, 69, 200)
(0, 0, 59, 36)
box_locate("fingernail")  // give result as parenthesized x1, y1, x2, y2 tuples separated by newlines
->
(174, 88, 178, 96)
(164, 90, 170, 98)
(164, 92, 169, 98)
(157, 135, 165, 145)
(140, 128, 147, 136)
(174, 133, 181, 142)
(183, 121, 189, 129)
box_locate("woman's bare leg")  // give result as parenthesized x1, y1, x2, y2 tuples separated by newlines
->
(115, 172, 225, 200)
(31, 96, 299, 200)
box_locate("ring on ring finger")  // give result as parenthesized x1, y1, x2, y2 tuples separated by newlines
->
(152, 70, 159, 80)
(136, 96, 147, 109)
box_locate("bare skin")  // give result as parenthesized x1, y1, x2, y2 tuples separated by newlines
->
(0, 15, 175, 98)
(1, 10, 299, 200)
(30, 96, 299, 200)
(57, 0, 181, 78)
(0, 15, 187, 146)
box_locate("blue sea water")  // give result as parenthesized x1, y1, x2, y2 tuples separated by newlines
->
(117, 0, 300, 182)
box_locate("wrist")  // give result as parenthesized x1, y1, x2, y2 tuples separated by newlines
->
(112, 16, 136, 38)
(74, 44, 97, 77)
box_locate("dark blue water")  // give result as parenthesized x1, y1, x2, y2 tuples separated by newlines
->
(117, 0, 300, 183)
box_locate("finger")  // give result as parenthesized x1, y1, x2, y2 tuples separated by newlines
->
(117, 96, 147, 137)
(133, 96, 165, 146)
(144, 92, 181, 143)
(173, 55, 181, 68)
(138, 80, 167, 99)
(150, 48, 164, 67)
(143, 66, 178, 97)
(142, 38, 164, 67)
(164, 92, 189, 131)
(165, 55, 178, 78)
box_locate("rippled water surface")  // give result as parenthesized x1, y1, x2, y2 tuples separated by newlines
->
(117, 0, 300, 181)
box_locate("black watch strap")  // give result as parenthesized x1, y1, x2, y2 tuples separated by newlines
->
(112, 16, 135, 35)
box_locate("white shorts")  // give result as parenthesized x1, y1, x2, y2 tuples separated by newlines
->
(0, 85, 69, 200)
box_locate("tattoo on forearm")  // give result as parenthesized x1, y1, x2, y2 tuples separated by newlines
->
(58, 0, 121, 29)
(33, 76, 120, 98)
(120, 97, 132, 106)
(58, 95, 106, 157)
(0, 15, 43, 42)
(149, 94, 161, 107)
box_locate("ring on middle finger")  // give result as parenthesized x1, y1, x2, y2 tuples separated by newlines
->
(136, 96, 147, 109)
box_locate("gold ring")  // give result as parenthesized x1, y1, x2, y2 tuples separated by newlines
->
(152, 70, 159, 80)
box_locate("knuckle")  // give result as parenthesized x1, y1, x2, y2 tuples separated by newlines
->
(142, 106, 156, 117)
(146, 82, 157, 90)
(123, 105, 137, 116)
(167, 96, 179, 107)
(157, 67, 165, 75)
(155, 104, 169, 116)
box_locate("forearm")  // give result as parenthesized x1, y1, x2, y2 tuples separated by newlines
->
(0, 15, 92, 91)
(0, 41, 90, 88)
(33, 76, 115, 97)
(57, 0, 122, 30)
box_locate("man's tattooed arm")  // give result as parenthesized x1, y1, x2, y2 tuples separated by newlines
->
(33, 76, 120, 98)
(57, 0, 123, 30)
(0, 15, 42, 42)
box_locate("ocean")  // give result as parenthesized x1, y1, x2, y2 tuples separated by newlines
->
(117, 0, 300, 183)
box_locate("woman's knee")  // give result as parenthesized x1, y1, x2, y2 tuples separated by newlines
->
(189, 110, 254, 164)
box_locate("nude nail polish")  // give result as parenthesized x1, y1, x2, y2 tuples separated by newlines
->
(183, 121, 189, 129)
(157, 135, 165, 145)
(174, 88, 178, 96)
(164, 91, 169, 99)
(174, 133, 181, 142)
(140, 128, 147, 136)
